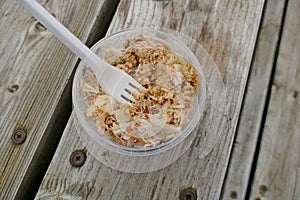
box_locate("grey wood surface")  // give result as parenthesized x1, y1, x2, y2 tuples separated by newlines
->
(249, 0, 300, 199)
(36, 0, 265, 199)
(0, 0, 118, 199)
(220, 0, 287, 199)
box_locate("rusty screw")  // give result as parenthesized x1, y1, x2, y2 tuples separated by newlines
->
(69, 150, 86, 167)
(180, 187, 197, 200)
(12, 130, 27, 144)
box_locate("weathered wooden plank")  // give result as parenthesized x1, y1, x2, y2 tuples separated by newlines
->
(249, 0, 300, 199)
(36, 0, 264, 199)
(0, 0, 119, 199)
(220, 0, 287, 199)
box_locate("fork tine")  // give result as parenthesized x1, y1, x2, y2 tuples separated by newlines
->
(99, 65, 144, 104)
(129, 81, 141, 89)
(121, 92, 136, 103)
(120, 81, 143, 104)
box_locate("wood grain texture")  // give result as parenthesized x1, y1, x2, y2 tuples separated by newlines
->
(249, 0, 300, 199)
(0, 0, 118, 199)
(220, 0, 286, 199)
(36, 0, 264, 199)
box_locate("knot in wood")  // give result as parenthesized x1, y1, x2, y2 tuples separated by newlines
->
(7, 84, 19, 93)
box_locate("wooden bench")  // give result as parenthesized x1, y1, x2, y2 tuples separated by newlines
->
(0, 0, 299, 199)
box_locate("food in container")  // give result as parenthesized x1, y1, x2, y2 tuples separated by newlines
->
(81, 36, 201, 148)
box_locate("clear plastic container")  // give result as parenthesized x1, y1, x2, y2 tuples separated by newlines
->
(72, 28, 207, 172)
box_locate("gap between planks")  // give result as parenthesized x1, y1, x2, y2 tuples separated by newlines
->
(220, 0, 288, 199)
(0, 0, 119, 199)
(17, 1, 120, 198)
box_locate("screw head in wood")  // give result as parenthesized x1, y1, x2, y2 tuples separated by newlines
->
(180, 187, 197, 200)
(12, 130, 27, 144)
(69, 150, 86, 167)
(230, 191, 238, 199)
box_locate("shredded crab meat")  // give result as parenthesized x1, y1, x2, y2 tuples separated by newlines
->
(81, 36, 200, 148)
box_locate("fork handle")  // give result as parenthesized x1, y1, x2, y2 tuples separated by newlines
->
(17, 0, 108, 77)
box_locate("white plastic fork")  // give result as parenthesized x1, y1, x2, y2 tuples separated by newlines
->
(17, 0, 142, 103)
